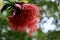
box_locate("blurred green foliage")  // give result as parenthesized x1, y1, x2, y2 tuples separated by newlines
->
(0, 0, 60, 40)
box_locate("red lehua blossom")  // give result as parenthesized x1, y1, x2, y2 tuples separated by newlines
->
(8, 2, 41, 36)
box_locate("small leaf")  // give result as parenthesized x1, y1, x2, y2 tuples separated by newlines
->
(18, 0, 28, 3)
(1, 4, 12, 12)
(9, 0, 15, 3)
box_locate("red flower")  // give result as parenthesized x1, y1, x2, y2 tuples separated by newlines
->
(8, 2, 41, 36)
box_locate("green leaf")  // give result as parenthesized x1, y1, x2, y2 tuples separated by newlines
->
(18, 0, 28, 3)
(0, 0, 4, 11)
(9, 0, 15, 3)
(1, 4, 12, 12)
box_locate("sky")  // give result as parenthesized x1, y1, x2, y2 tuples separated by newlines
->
(40, 17, 57, 33)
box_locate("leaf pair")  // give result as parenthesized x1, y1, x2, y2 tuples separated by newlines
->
(1, 0, 14, 12)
